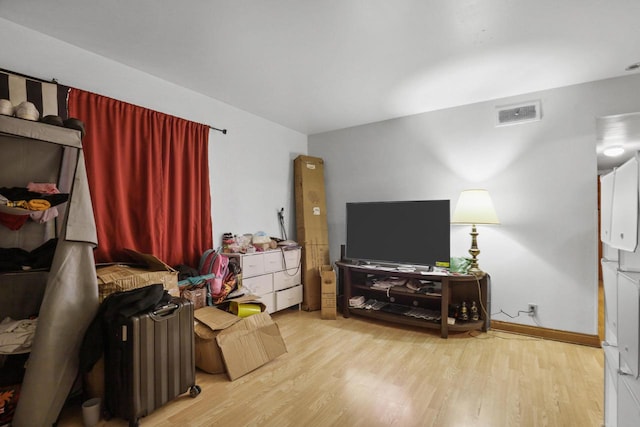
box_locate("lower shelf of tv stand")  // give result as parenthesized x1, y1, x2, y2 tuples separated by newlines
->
(345, 307, 486, 336)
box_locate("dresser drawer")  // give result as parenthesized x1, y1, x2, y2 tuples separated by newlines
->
(263, 250, 283, 273)
(273, 268, 302, 292)
(242, 273, 273, 296)
(255, 292, 275, 314)
(276, 284, 302, 311)
(240, 253, 265, 278)
(282, 248, 301, 270)
(263, 248, 301, 273)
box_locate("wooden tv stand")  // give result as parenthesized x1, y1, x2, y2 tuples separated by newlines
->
(336, 261, 490, 338)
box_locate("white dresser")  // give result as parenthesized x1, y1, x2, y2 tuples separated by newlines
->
(228, 247, 302, 313)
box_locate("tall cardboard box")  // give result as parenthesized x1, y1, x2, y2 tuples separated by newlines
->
(295, 155, 330, 311)
(320, 265, 337, 320)
(294, 155, 329, 245)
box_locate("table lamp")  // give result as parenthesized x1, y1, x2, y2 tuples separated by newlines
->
(451, 189, 500, 277)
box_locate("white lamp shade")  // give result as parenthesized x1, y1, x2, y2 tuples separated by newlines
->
(451, 189, 500, 225)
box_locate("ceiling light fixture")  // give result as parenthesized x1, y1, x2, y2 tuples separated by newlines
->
(603, 144, 625, 157)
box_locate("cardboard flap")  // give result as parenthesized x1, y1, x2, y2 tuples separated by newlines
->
(95, 264, 136, 283)
(194, 306, 241, 339)
(320, 265, 335, 279)
(216, 312, 287, 380)
(124, 248, 176, 272)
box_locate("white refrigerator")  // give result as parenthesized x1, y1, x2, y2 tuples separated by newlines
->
(600, 154, 640, 426)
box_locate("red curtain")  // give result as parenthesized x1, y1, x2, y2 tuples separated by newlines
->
(68, 89, 213, 267)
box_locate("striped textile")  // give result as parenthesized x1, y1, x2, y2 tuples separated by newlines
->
(0, 70, 69, 119)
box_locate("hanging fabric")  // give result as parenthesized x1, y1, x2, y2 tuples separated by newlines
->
(67, 89, 213, 267)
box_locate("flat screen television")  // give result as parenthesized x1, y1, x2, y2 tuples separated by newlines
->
(345, 200, 450, 269)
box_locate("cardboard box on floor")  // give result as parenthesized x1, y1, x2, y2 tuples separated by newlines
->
(96, 249, 179, 302)
(194, 296, 287, 380)
(301, 244, 330, 311)
(320, 265, 337, 320)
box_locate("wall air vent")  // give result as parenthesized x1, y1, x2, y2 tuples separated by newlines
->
(495, 100, 541, 127)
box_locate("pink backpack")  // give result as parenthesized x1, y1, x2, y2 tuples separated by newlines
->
(199, 249, 230, 297)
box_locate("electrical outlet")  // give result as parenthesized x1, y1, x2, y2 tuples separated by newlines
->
(528, 303, 537, 317)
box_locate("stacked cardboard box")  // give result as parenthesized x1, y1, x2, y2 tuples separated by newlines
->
(320, 265, 337, 320)
(294, 155, 330, 311)
(96, 249, 179, 302)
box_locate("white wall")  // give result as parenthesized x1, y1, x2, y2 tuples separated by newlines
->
(309, 73, 640, 334)
(6, 17, 640, 334)
(0, 18, 307, 250)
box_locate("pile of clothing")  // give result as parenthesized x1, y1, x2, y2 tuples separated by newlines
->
(0, 317, 37, 355)
(0, 184, 69, 231)
(0, 238, 58, 272)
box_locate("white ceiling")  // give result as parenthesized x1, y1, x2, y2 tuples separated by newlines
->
(2, 0, 640, 165)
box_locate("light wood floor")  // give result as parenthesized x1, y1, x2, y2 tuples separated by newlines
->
(57, 309, 604, 427)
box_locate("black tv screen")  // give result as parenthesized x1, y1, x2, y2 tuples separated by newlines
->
(345, 200, 450, 268)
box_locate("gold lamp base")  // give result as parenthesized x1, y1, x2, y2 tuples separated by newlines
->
(467, 224, 486, 277)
